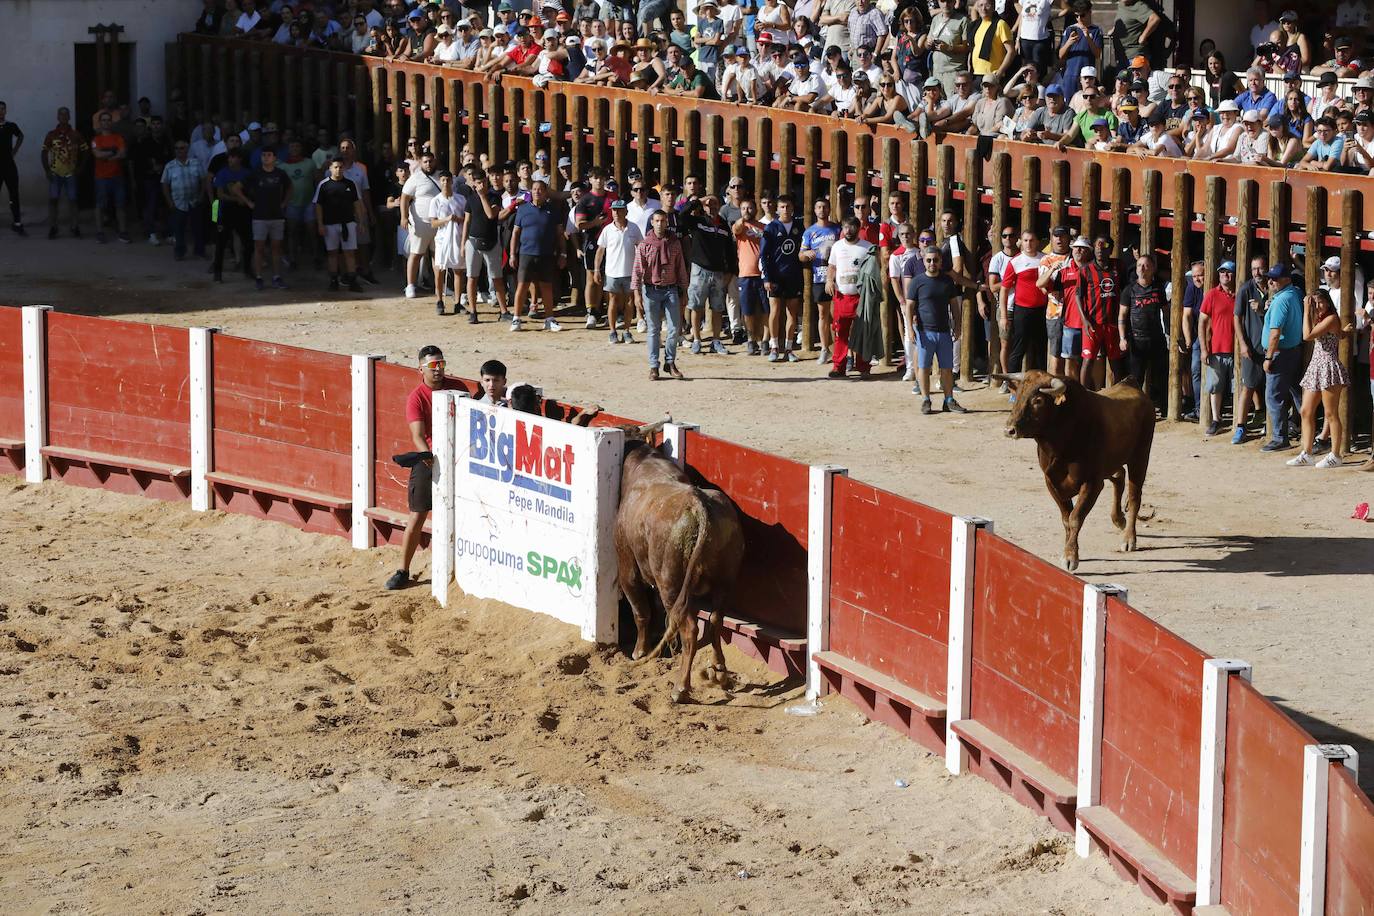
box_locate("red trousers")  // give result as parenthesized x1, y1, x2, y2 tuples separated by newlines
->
(831, 293, 870, 373)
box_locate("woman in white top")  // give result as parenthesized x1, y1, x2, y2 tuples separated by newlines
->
(755, 0, 792, 47)
(1195, 100, 1243, 160)
(429, 172, 467, 316)
(432, 26, 462, 63)
(1135, 113, 1184, 157)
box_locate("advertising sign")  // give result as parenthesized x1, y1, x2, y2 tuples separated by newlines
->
(449, 398, 624, 643)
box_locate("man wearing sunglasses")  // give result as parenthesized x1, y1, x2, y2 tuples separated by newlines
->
(385, 346, 466, 591)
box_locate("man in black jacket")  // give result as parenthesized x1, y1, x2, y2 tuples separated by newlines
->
(680, 193, 737, 355)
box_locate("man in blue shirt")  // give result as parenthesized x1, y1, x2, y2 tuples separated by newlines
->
(1234, 67, 1281, 121)
(1297, 117, 1345, 172)
(1259, 264, 1304, 452)
(800, 197, 840, 365)
(508, 180, 566, 332)
(760, 193, 805, 362)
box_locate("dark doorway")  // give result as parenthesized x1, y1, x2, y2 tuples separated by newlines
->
(73, 40, 135, 207)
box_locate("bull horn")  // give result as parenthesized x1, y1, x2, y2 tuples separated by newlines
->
(1037, 377, 1067, 395)
(633, 418, 669, 439)
(990, 372, 1025, 383)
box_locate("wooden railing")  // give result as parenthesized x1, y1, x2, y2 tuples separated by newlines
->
(169, 34, 1368, 439)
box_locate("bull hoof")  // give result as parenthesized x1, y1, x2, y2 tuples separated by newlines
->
(1063, 556, 1079, 572)
(1121, 539, 1136, 553)
(701, 666, 717, 684)
(671, 688, 691, 705)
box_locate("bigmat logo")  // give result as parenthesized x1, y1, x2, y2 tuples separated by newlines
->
(469, 410, 577, 501)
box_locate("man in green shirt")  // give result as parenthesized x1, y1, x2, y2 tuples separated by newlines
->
(279, 139, 317, 269)
(1071, 90, 1118, 145)
(662, 55, 720, 100)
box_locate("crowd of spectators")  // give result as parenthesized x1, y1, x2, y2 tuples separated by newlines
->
(195, 0, 1374, 173)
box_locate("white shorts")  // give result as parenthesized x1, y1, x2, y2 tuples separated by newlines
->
(252, 219, 285, 242)
(465, 238, 503, 277)
(323, 222, 358, 252)
(406, 220, 437, 256)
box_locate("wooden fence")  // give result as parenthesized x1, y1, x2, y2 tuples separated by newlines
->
(170, 35, 1370, 445)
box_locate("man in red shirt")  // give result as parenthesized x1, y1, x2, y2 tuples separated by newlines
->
(1198, 261, 1237, 437)
(385, 345, 466, 591)
(1001, 228, 1048, 376)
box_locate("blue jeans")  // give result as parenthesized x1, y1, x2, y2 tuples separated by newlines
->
(1190, 339, 1202, 412)
(643, 285, 681, 369)
(1264, 347, 1302, 443)
(168, 204, 206, 259)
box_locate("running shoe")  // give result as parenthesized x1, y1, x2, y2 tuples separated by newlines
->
(545, 318, 562, 332)
(510, 317, 523, 331)
(767, 350, 781, 362)
(271, 276, 288, 290)
(586, 313, 597, 329)
(711, 340, 729, 355)
(920, 398, 933, 415)
(1315, 453, 1341, 469)
(255, 277, 265, 291)
(746, 341, 759, 355)
(609, 331, 621, 344)
(690, 340, 702, 355)
(785, 351, 800, 363)
(817, 348, 830, 365)
(636, 318, 647, 333)
(1231, 427, 1246, 445)
(384, 569, 411, 590)
(1285, 451, 1313, 467)
(944, 397, 968, 414)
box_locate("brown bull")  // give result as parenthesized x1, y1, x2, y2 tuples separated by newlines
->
(995, 371, 1155, 572)
(615, 433, 744, 704)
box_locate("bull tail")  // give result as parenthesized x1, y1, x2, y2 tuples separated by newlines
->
(633, 495, 711, 666)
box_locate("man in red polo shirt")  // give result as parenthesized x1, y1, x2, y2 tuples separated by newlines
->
(1001, 228, 1048, 376)
(385, 345, 466, 591)
(1198, 261, 1237, 437)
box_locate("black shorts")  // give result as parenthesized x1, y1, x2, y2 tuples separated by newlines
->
(770, 278, 803, 301)
(407, 461, 433, 513)
(518, 253, 557, 284)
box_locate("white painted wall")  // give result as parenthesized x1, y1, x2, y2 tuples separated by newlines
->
(0, 0, 188, 216)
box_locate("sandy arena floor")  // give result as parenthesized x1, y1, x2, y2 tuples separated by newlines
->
(0, 233, 1371, 911)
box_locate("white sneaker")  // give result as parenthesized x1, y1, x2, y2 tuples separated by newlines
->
(1315, 453, 1341, 469)
(636, 318, 647, 334)
(545, 318, 562, 332)
(148, 233, 160, 246)
(817, 348, 830, 365)
(404, 284, 418, 299)
(585, 314, 597, 329)
(901, 368, 915, 382)
(509, 317, 522, 331)
(1286, 451, 1313, 467)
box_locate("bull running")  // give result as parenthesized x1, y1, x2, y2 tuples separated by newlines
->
(996, 371, 1155, 572)
(614, 421, 745, 705)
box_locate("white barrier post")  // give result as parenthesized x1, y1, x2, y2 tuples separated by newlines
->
(804, 464, 847, 703)
(189, 327, 216, 512)
(350, 354, 382, 549)
(21, 305, 51, 483)
(945, 515, 993, 776)
(1075, 582, 1126, 858)
(661, 421, 698, 468)
(1196, 658, 1253, 907)
(1298, 744, 1360, 916)
(430, 391, 459, 607)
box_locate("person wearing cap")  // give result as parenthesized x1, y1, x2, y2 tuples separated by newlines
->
(480, 26, 541, 79)
(1297, 116, 1345, 171)
(1196, 261, 1239, 436)
(921, 0, 970, 100)
(1308, 71, 1345, 122)
(661, 53, 721, 99)
(1258, 262, 1303, 451)
(905, 76, 951, 137)
(1127, 53, 1169, 104)
(967, 73, 1012, 138)
(1195, 99, 1243, 160)
(1038, 234, 1094, 383)
(1058, 0, 1103, 93)
(721, 44, 763, 104)
(430, 22, 460, 63)
(1068, 65, 1100, 114)
(1037, 84, 1076, 145)
(594, 199, 644, 345)
(693, 0, 727, 84)
(1345, 110, 1374, 173)
(1115, 0, 1162, 67)
(1234, 67, 1281, 120)
(1265, 9, 1310, 70)
(1135, 108, 1184, 156)
(1111, 100, 1145, 148)
(1232, 107, 1272, 163)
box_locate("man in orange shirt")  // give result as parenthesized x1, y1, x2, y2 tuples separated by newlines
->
(91, 111, 130, 243)
(732, 196, 768, 355)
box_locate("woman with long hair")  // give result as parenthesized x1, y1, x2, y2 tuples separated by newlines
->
(1283, 88, 1315, 146)
(1057, 0, 1102, 92)
(1204, 50, 1237, 107)
(1287, 289, 1352, 468)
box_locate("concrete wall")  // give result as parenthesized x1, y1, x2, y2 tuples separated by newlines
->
(0, 0, 187, 218)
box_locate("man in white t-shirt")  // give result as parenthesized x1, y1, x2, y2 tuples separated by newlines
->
(625, 179, 661, 235)
(825, 216, 875, 378)
(401, 150, 444, 299)
(595, 200, 644, 344)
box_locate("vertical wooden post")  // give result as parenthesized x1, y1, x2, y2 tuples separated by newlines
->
(1269, 179, 1291, 268)
(827, 129, 846, 216)
(778, 122, 797, 200)
(199, 44, 213, 121)
(1234, 179, 1257, 415)
(1049, 159, 1068, 233)
(319, 59, 334, 134)
(447, 80, 461, 167)
(881, 137, 899, 366)
(284, 55, 299, 134)
(1339, 190, 1361, 453)
(911, 139, 930, 231)
(300, 52, 316, 134)
(1080, 161, 1101, 241)
(961, 148, 983, 382)
(933, 144, 954, 241)
(249, 51, 264, 125)
(1167, 172, 1192, 422)
(704, 114, 723, 196)
(337, 64, 351, 139)
(683, 109, 701, 182)
(591, 97, 609, 172)
(1109, 166, 1129, 252)
(466, 80, 484, 153)
(634, 102, 652, 178)
(217, 47, 231, 123)
(370, 67, 385, 150)
(1140, 169, 1161, 257)
(657, 106, 675, 188)
(802, 127, 821, 353)
(1304, 187, 1326, 307)
(486, 81, 503, 167)
(1019, 153, 1038, 234)
(854, 133, 873, 211)
(753, 116, 773, 199)
(613, 100, 631, 187)
(355, 66, 369, 139)
(1200, 176, 1225, 430)
(990, 152, 1011, 374)
(729, 116, 747, 188)
(507, 84, 525, 164)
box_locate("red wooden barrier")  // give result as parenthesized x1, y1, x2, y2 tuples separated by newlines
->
(1327, 765, 1374, 913)
(0, 306, 23, 475)
(210, 335, 351, 535)
(680, 429, 808, 675)
(1219, 679, 1308, 913)
(956, 528, 1082, 831)
(1082, 597, 1206, 907)
(824, 476, 952, 752)
(43, 314, 191, 500)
